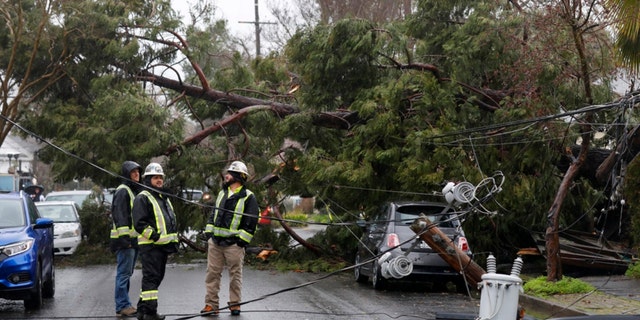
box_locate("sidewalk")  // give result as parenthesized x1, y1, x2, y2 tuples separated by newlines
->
(521, 275, 640, 318)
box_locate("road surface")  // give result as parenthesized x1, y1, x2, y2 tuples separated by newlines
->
(0, 262, 481, 319)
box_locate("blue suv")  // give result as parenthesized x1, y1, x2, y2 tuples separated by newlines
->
(0, 191, 55, 309)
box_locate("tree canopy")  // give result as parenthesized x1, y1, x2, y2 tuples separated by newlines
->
(2, 0, 640, 274)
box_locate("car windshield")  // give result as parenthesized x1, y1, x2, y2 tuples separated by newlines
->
(0, 199, 25, 228)
(395, 204, 455, 228)
(37, 205, 78, 223)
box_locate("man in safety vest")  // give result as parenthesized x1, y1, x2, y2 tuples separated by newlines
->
(110, 160, 142, 317)
(132, 163, 178, 320)
(201, 161, 259, 316)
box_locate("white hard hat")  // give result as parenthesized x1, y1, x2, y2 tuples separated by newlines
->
(226, 161, 249, 176)
(143, 162, 165, 177)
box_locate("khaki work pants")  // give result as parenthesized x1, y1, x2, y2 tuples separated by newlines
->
(204, 239, 245, 308)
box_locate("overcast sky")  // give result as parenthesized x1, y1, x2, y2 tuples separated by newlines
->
(173, 0, 283, 40)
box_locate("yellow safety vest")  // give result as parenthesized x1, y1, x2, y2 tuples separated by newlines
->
(137, 191, 178, 245)
(109, 184, 138, 239)
(205, 188, 255, 243)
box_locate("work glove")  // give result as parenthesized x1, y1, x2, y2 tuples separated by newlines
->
(150, 231, 161, 242)
(205, 232, 213, 241)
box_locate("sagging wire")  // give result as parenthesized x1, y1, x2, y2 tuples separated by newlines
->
(426, 99, 631, 142)
(331, 184, 440, 197)
(184, 218, 452, 320)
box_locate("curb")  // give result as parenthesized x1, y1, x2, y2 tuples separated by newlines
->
(520, 294, 589, 318)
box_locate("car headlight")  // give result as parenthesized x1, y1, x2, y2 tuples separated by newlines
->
(60, 229, 80, 239)
(1, 239, 34, 256)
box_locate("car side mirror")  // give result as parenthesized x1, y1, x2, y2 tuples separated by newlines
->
(34, 217, 54, 228)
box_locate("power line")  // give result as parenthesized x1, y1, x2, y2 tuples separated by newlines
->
(425, 96, 640, 141)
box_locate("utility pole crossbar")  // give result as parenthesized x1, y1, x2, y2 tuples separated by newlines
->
(238, 0, 277, 57)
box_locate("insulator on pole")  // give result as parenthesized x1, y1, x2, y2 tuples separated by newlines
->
(510, 256, 523, 276)
(486, 253, 496, 274)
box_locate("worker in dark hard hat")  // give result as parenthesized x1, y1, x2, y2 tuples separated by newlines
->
(201, 161, 259, 316)
(110, 160, 142, 317)
(132, 163, 178, 320)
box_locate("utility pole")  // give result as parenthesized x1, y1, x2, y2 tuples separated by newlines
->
(238, 0, 277, 57)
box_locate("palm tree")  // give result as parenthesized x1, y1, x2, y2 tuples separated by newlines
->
(605, 0, 640, 74)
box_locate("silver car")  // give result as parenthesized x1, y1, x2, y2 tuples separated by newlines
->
(354, 201, 472, 290)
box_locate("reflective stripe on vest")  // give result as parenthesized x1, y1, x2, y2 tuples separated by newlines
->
(110, 184, 138, 239)
(205, 188, 254, 243)
(137, 190, 178, 245)
(140, 289, 158, 301)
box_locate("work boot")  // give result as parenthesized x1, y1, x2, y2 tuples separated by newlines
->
(116, 306, 137, 317)
(200, 304, 219, 317)
(228, 301, 241, 316)
(139, 313, 165, 320)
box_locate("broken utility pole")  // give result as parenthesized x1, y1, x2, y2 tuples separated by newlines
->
(410, 215, 486, 286)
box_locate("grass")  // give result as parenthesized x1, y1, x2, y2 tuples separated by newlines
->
(625, 261, 640, 278)
(523, 275, 596, 297)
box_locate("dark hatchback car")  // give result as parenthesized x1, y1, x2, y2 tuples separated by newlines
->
(354, 201, 471, 290)
(0, 191, 55, 309)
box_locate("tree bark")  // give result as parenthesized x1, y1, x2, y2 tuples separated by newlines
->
(271, 205, 322, 255)
(546, 128, 591, 282)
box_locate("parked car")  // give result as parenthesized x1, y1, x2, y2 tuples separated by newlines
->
(44, 190, 103, 209)
(181, 189, 204, 201)
(354, 201, 472, 290)
(35, 201, 82, 255)
(0, 191, 55, 309)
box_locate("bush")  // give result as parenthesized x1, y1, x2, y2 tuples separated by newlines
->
(79, 202, 112, 246)
(625, 261, 640, 278)
(523, 276, 595, 297)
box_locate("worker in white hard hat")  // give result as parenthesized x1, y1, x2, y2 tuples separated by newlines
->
(132, 162, 178, 320)
(201, 161, 259, 316)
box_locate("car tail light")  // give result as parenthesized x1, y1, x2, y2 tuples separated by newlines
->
(457, 236, 469, 252)
(387, 233, 400, 248)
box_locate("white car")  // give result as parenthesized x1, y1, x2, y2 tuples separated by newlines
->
(44, 190, 103, 208)
(35, 201, 82, 255)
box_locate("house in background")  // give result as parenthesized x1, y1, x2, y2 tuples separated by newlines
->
(0, 133, 41, 189)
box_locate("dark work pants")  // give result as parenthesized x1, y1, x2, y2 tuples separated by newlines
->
(137, 246, 168, 315)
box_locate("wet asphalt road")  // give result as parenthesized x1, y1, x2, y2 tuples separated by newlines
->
(0, 263, 481, 320)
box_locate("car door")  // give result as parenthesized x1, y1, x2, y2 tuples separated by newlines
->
(28, 199, 54, 273)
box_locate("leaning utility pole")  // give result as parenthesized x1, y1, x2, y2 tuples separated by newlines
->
(410, 215, 486, 286)
(238, 0, 277, 57)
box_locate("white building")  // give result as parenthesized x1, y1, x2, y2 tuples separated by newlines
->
(0, 133, 40, 175)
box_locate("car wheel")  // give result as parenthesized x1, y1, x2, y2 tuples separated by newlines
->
(43, 262, 55, 298)
(354, 254, 368, 283)
(24, 263, 43, 310)
(371, 260, 387, 290)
